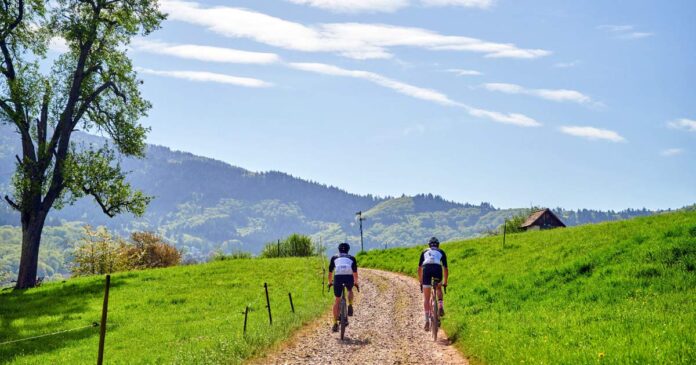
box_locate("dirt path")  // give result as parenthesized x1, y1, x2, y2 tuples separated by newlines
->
(250, 269, 468, 365)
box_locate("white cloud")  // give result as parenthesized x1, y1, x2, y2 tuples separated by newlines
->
(661, 148, 684, 157)
(49, 37, 69, 52)
(553, 60, 580, 68)
(617, 32, 654, 40)
(132, 39, 280, 64)
(667, 118, 696, 132)
(421, 0, 493, 8)
(559, 126, 626, 142)
(160, 0, 550, 60)
(403, 123, 426, 136)
(285, 0, 492, 12)
(598, 24, 654, 40)
(137, 68, 273, 88)
(288, 62, 541, 127)
(483, 82, 594, 105)
(285, 0, 408, 13)
(446, 68, 482, 76)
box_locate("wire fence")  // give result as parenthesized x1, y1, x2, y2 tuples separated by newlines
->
(0, 323, 98, 347)
(1, 256, 330, 363)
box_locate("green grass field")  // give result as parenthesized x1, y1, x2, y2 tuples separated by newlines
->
(358, 210, 696, 364)
(0, 257, 331, 364)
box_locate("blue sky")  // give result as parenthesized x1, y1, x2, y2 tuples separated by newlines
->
(114, 0, 694, 210)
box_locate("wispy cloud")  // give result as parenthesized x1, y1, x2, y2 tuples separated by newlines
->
(483, 82, 596, 105)
(420, 0, 494, 8)
(403, 123, 426, 136)
(559, 126, 626, 142)
(288, 62, 541, 127)
(132, 39, 281, 64)
(661, 148, 684, 157)
(553, 60, 580, 68)
(667, 118, 696, 132)
(446, 68, 482, 76)
(137, 68, 273, 88)
(160, 0, 550, 60)
(285, 0, 493, 13)
(285, 0, 408, 13)
(598, 24, 654, 40)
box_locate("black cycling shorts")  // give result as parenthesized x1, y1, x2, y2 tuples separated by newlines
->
(421, 264, 443, 288)
(332, 275, 354, 297)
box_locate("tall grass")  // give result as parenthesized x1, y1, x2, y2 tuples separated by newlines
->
(358, 211, 696, 364)
(0, 257, 331, 364)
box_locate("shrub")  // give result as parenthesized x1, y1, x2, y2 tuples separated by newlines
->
(122, 232, 182, 269)
(260, 234, 315, 258)
(211, 251, 253, 261)
(71, 226, 127, 276)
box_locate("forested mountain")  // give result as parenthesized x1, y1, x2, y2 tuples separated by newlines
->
(0, 125, 663, 279)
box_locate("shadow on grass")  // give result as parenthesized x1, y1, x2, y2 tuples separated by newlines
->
(0, 277, 123, 362)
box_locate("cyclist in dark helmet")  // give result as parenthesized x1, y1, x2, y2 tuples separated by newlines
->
(418, 237, 448, 331)
(328, 242, 359, 332)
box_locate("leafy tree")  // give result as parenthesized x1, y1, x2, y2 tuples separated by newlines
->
(1, 0, 164, 288)
(71, 225, 126, 276)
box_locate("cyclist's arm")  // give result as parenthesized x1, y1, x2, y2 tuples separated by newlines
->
(352, 257, 359, 286)
(418, 251, 425, 284)
(442, 251, 449, 285)
(328, 256, 336, 284)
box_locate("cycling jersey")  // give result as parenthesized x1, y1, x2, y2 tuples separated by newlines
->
(329, 253, 358, 276)
(418, 247, 448, 268)
(419, 248, 447, 288)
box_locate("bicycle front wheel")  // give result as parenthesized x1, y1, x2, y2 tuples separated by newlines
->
(431, 287, 439, 341)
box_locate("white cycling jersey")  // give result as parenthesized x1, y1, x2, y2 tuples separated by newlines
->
(421, 248, 444, 266)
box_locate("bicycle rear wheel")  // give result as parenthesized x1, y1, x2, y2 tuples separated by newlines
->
(340, 287, 347, 340)
(431, 284, 439, 341)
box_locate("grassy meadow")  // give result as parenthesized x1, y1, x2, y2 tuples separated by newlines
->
(0, 257, 331, 364)
(358, 210, 696, 364)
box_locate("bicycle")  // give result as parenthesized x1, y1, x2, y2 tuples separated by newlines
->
(328, 282, 359, 340)
(424, 277, 447, 341)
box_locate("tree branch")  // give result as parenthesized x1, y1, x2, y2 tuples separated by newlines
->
(4, 195, 20, 211)
(83, 186, 116, 217)
(0, 0, 23, 39)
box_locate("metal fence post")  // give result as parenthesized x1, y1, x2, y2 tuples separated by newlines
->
(288, 293, 295, 313)
(97, 274, 111, 365)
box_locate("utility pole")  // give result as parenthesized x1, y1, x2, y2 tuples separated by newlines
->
(356, 211, 366, 252)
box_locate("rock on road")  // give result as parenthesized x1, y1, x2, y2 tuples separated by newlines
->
(250, 268, 468, 365)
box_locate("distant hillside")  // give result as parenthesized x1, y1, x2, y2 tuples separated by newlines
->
(0, 125, 660, 267)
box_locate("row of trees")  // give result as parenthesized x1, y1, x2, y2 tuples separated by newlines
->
(72, 226, 180, 276)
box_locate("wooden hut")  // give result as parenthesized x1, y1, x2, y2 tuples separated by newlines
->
(520, 208, 566, 231)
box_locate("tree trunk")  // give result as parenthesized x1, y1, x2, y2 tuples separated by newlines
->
(15, 212, 47, 289)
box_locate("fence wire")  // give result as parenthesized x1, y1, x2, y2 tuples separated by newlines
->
(0, 323, 98, 346)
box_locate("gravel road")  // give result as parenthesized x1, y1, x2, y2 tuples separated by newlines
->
(250, 268, 468, 365)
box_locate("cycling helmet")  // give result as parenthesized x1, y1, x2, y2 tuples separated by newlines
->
(338, 242, 350, 253)
(428, 237, 440, 248)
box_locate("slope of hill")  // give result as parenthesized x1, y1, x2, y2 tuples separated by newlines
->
(0, 257, 330, 364)
(358, 211, 696, 364)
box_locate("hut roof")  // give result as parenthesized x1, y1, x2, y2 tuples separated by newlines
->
(520, 208, 566, 228)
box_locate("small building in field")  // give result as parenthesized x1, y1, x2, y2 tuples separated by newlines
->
(520, 208, 566, 231)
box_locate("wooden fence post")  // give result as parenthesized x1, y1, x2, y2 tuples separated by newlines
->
(97, 274, 111, 365)
(243, 305, 249, 335)
(288, 293, 295, 313)
(264, 282, 272, 325)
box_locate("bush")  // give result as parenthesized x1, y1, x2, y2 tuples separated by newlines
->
(211, 251, 253, 261)
(260, 234, 315, 258)
(72, 228, 181, 276)
(71, 226, 127, 276)
(122, 232, 181, 269)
